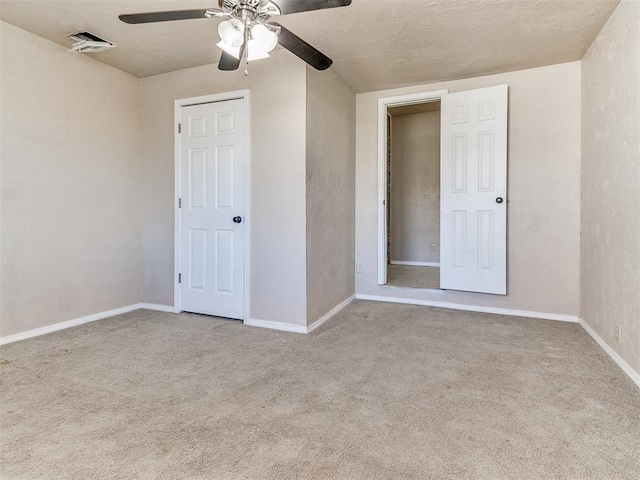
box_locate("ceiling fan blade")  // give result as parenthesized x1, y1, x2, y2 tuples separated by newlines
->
(218, 51, 242, 71)
(272, 24, 332, 70)
(119, 9, 211, 24)
(272, 0, 352, 15)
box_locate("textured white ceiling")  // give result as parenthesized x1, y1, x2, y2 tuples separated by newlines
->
(0, 0, 620, 92)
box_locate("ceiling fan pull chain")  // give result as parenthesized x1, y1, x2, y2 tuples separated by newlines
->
(244, 19, 250, 76)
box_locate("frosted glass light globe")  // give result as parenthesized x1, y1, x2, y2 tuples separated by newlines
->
(247, 23, 278, 61)
(250, 23, 278, 52)
(218, 18, 245, 48)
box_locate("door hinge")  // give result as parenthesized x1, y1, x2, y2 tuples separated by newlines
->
(178, 273, 182, 284)
(178, 123, 182, 134)
(178, 198, 182, 208)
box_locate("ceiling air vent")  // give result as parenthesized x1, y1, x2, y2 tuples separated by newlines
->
(67, 31, 116, 53)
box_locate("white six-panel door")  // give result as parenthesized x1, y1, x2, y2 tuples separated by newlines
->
(179, 99, 246, 319)
(440, 85, 508, 295)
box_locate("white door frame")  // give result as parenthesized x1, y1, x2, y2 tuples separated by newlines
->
(377, 89, 448, 284)
(174, 90, 251, 320)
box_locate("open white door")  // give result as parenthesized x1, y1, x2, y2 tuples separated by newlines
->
(440, 85, 508, 295)
(178, 98, 247, 319)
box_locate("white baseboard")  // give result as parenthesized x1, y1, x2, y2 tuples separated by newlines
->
(307, 295, 355, 333)
(0, 296, 356, 343)
(0, 304, 141, 346)
(355, 294, 637, 389)
(245, 295, 356, 334)
(579, 318, 640, 389)
(2, 296, 636, 390)
(141, 303, 179, 313)
(390, 261, 440, 267)
(244, 318, 308, 334)
(354, 294, 580, 323)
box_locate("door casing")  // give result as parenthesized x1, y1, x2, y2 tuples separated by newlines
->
(174, 90, 251, 320)
(377, 89, 448, 285)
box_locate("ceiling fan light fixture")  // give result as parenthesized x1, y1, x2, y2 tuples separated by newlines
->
(250, 23, 278, 52)
(120, 0, 353, 72)
(246, 23, 278, 61)
(218, 18, 245, 47)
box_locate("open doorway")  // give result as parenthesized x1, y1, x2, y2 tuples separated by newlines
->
(378, 85, 509, 295)
(386, 101, 441, 289)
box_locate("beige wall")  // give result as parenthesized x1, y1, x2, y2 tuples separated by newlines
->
(0, 26, 349, 334)
(356, 62, 582, 316)
(581, 0, 640, 375)
(0, 22, 142, 337)
(390, 111, 441, 264)
(1, 22, 606, 340)
(139, 51, 309, 326)
(305, 67, 356, 325)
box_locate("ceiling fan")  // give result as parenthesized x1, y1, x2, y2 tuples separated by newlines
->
(119, 0, 352, 72)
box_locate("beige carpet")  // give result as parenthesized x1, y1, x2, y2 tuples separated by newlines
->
(1, 300, 639, 479)
(387, 265, 440, 289)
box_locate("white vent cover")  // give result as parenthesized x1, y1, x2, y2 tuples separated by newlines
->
(67, 31, 115, 53)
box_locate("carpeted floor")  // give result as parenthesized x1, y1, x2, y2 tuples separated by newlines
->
(387, 265, 440, 289)
(1, 300, 639, 479)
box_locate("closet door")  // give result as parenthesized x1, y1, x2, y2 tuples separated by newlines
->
(178, 98, 247, 318)
(440, 85, 508, 295)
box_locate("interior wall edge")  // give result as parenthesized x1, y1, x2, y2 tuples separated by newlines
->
(305, 66, 357, 325)
(579, 318, 640, 389)
(306, 294, 356, 333)
(579, 0, 640, 376)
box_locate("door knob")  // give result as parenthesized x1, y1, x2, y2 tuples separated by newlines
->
(496, 197, 504, 204)
(232, 216, 242, 224)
